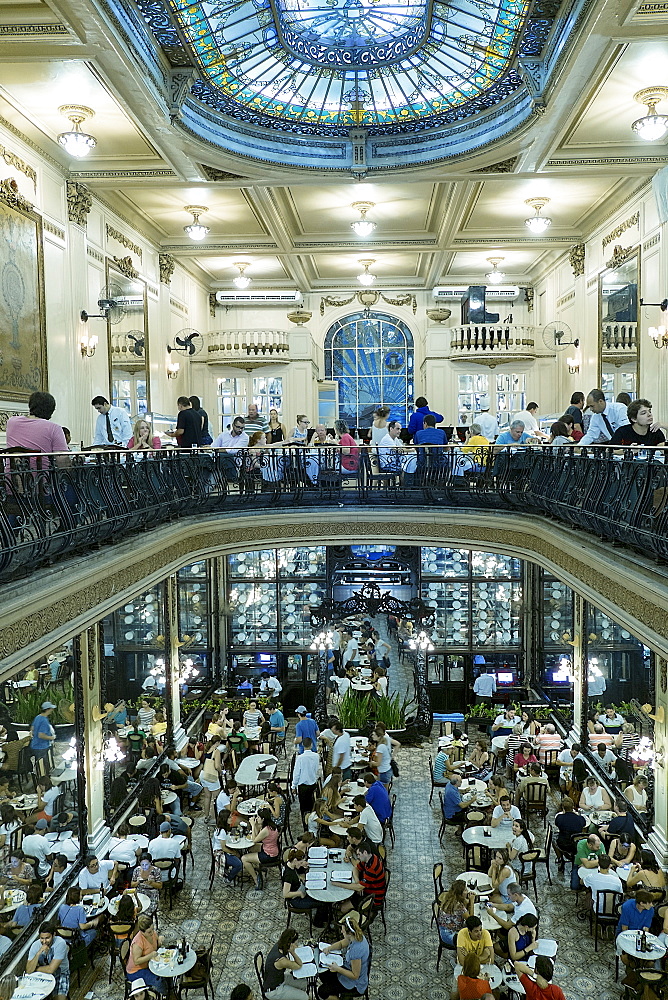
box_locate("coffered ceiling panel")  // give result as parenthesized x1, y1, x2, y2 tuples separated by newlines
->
(0, 63, 156, 158)
(462, 177, 621, 233)
(563, 41, 668, 149)
(447, 250, 541, 277)
(285, 182, 441, 239)
(118, 188, 268, 239)
(193, 255, 289, 281)
(313, 251, 425, 281)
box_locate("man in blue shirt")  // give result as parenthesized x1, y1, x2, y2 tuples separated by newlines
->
(362, 772, 392, 823)
(407, 396, 444, 439)
(30, 702, 57, 762)
(294, 705, 319, 754)
(415, 415, 447, 476)
(269, 704, 286, 742)
(443, 775, 476, 823)
(495, 420, 532, 446)
(616, 890, 654, 937)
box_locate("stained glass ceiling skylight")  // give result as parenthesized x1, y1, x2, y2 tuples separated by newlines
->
(166, 0, 531, 132)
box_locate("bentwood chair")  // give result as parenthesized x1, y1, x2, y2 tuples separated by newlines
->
(522, 781, 549, 828)
(432, 900, 456, 971)
(177, 934, 215, 1000)
(254, 951, 270, 1000)
(589, 890, 622, 951)
(533, 825, 553, 885)
(431, 862, 444, 925)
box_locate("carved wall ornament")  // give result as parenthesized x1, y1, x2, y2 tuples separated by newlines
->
(473, 157, 517, 174)
(199, 164, 246, 182)
(159, 253, 175, 285)
(606, 244, 636, 269)
(0, 176, 32, 213)
(0, 145, 36, 188)
(521, 287, 534, 312)
(66, 181, 92, 227)
(209, 292, 217, 318)
(320, 290, 417, 316)
(661, 658, 667, 695)
(106, 224, 142, 260)
(111, 255, 139, 279)
(569, 244, 585, 278)
(602, 212, 640, 251)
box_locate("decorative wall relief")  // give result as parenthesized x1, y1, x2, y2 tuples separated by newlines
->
(106, 223, 142, 260)
(0, 177, 47, 401)
(602, 212, 640, 251)
(66, 181, 92, 227)
(159, 252, 175, 285)
(111, 255, 139, 280)
(569, 244, 585, 278)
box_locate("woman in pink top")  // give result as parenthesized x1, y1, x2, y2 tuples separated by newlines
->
(6, 392, 68, 460)
(242, 808, 280, 889)
(335, 419, 359, 471)
(127, 418, 161, 451)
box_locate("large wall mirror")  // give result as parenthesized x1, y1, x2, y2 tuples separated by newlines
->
(106, 259, 150, 420)
(598, 247, 640, 400)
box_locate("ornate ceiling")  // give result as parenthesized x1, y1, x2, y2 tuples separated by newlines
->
(164, 0, 530, 132)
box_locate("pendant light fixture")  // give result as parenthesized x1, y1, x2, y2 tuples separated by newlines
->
(357, 259, 376, 285)
(57, 105, 97, 158)
(351, 201, 376, 237)
(631, 87, 668, 142)
(485, 257, 505, 284)
(233, 261, 251, 289)
(524, 197, 552, 234)
(183, 205, 210, 241)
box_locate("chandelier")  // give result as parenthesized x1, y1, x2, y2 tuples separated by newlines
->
(57, 106, 97, 158)
(631, 87, 668, 141)
(485, 257, 505, 284)
(351, 202, 376, 237)
(524, 197, 552, 234)
(183, 205, 210, 241)
(357, 259, 377, 285)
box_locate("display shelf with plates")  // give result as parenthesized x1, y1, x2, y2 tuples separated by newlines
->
(177, 561, 209, 653)
(277, 546, 326, 577)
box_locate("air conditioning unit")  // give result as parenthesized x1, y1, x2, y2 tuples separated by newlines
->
(215, 290, 302, 305)
(432, 286, 521, 301)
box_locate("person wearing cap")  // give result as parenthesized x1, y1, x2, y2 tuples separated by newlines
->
(148, 823, 184, 880)
(294, 706, 319, 756)
(30, 701, 57, 762)
(78, 855, 118, 893)
(475, 397, 500, 442)
(21, 821, 54, 877)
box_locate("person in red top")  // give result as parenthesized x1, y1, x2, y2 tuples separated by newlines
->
(514, 956, 566, 1000)
(457, 952, 492, 999)
(334, 420, 359, 472)
(513, 743, 538, 773)
(336, 841, 386, 912)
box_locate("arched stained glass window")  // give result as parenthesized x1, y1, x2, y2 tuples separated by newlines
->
(324, 312, 414, 428)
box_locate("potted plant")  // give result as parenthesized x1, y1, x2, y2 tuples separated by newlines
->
(12, 682, 76, 739)
(466, 702, 497, 732)
(338, 691, 372, 734)
(372, 691, 416, 733)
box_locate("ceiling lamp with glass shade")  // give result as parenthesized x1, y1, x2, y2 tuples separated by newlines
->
(485, 257, 505, 284)
(632, 87, 668, 141)
(351, 201, 377, 237)
(357, 259, 377, 286)
(233, 261, 251, 289)
(524, 197, 552, 234)
(57, 105, 97, 158)
(183, 205, 210, 241)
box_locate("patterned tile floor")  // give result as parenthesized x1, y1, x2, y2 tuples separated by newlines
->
(80, 621, 622, 1000)
(79, 737, 624, 1000)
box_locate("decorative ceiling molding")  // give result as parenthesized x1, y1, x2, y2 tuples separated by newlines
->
(199, 165, 246, 182)
(0, 143, 36, 188)
(0, 114, 62, 172)
(70, 169, 178, 180)
(106, 223, 143, 260)
(0, 23, 69, 35)
(547, 156, 668, 166)
(602, 211, 640, 251)
(66, 181, 92, 228)
(472, 157, 518, 173)
(159, 252, 175, 284)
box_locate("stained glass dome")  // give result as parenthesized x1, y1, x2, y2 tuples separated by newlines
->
(165, 0, 529, 132)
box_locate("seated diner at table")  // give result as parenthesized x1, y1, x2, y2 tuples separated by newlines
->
(26, 921, 70, 1000)
(317, 911, 370, 1000)
(443, 775, 477, 825)
(506, 819, 534, 866)
(490, 796, 521, 829)
(512, 743, 538, 773)
(579, 776, 613, 814)
(455, 952, 492, 1000)
(281, 848, 318, 911)
(336, 840, 386, 913)
(616, 889, 655, 936)
(456, 915, 494, 966)
(488, 849, 514, 904)
(262, 927, 309, 1000)
(126, 913, 164, 993)
(608, 832, 637, 869)
(436, 879, 474, 946)
(626, 850, 667, 892)
(467, 740, 492, 780)
(513, 956, 566, 1000)
(514, 763, 548, 808)
(507, 912, 539, 963)
(57, 886, 100, 946)
(624, 775, 649, 813)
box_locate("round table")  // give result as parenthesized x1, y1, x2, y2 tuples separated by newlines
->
(615, 864, 634, 883)
(10, 794, 38, 812)
(81, 894, 109, 919)
(175, 758, 198, 770)
(454, 963, 502, 990)
(149, 946, 197, 989)
(127, 833, 150, 849)
(472, 900, 499, 933)
(307, 861, 354, 903)
(617, 930, 667, 961)
(11, 973, 56, 1000)
(492, 736, 509, 752)
(459, 777, 487, 793)
(589, 809, 614, 827)
(108, 891, 151, 916)
(161, 790, 178, 805)
(351, 682, 373, 692)
(223, 833, 256, 851)
(328, 824, 349, 837)
(237, 797, 267, 817)
(0, 889, 26, 914)
(462, 826, 511, 849)
(456, 871, 495, 896)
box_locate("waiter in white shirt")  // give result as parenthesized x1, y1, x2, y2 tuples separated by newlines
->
(475, 396, 500, 441)
(91, 396, 133, 447)
(291, 737, 322, 814)
(259, 672, 282, 699)
(514, 403, 548, 440)
(579, 389, 628, 445)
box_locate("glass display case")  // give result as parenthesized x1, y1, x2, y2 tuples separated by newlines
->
(540, 572, 575, 695)
(101, 583, 164, 703)
(457, 374, 526, 426)
(177, 561, 210, 681)
(587, 605, 651, 707)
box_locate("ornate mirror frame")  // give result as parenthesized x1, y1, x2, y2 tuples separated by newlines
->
(105, 256, 150, 418)
(598, 245, 640, 397)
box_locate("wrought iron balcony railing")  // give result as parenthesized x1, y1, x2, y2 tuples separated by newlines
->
(0, 443, 666, 581)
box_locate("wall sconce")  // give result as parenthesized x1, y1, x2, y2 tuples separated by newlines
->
(80, 332, 98, 358)
(167, 359, 180, 379)
(566, 357, 579, 374)
(654, 747, 665, 768)
(648, 326, 668, 349)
